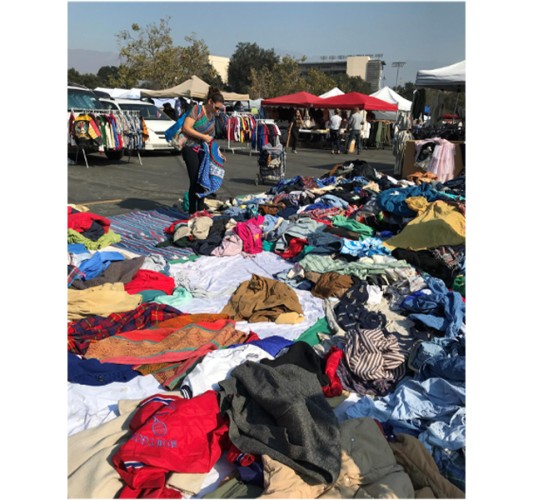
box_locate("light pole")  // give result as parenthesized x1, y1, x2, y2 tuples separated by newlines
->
(392, 61, 406, 87)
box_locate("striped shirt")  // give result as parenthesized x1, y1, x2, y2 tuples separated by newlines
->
(185, 103, 216, 146)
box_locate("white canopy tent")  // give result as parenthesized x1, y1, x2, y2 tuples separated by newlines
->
(370, 86, 412, 112)
(415, 60, 465, 91)
(369, 86, 412, 121)
(319, 87, 345, 99)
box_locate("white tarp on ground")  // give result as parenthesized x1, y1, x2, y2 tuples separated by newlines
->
(415, 60, 465, 91)
(319, 87, 345, 99)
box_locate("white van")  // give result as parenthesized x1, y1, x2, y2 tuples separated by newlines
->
(99, 98, 176, 153)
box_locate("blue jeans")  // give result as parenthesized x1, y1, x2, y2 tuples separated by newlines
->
(329, 129, 341, 152)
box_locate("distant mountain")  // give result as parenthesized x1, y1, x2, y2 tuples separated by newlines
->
(68, 49, 121, 74)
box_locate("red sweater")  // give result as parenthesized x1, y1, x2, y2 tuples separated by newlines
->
(113, 391, 228, 498)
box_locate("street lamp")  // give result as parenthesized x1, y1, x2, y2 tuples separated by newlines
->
(392, 61, 406, 87)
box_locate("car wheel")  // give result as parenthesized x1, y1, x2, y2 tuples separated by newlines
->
(105, 150, 125, 161)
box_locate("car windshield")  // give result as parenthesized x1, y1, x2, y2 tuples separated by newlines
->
(100, 100, 120, 111)
(68, 88, 102, 110)
(119, 103, 172, 120)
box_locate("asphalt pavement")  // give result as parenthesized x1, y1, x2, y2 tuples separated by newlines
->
(68, 144, 397, 218)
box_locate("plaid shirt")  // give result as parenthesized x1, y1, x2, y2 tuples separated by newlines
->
(67, 265, 85, 287)
(67, 303, 182, 355)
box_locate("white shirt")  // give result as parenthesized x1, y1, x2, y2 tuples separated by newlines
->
(329, 114, 342, 130)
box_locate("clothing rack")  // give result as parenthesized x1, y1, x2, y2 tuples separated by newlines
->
(251, 119, 279, 154)
(68, 108, 144, 168)
(221, 112, 257, 155)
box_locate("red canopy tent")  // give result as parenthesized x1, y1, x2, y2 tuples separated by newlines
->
(261, 91, 326, 107)
(320, 92, 398, 111)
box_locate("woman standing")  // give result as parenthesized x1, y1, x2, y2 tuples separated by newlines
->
(181, 87, 225, 214)
(290, 109, 303, 154)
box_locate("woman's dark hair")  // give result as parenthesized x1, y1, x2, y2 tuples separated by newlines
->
(207, 86, 224, 104)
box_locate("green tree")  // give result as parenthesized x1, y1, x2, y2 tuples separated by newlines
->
(115, 20, 224, 91)
(68, 68, 101, 89)
(174, 34, 225, 89)
(115, 17, 179, 88)
(248, 56, 306, 99)
(111, 64, 141, 88)
(334, 74, 372, 94)
(228, 42, 279, 93)
(304, 68, 337, 96)
(270, 56, 307, 97)
(97, 66, 120, 87)
(248, 67, 274, 99)
(394, 82, 465, 117)
(68, 68, 83, 85)
(393, 82, 417, 100)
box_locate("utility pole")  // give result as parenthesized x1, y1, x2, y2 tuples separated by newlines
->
(392, 61, 406, 87)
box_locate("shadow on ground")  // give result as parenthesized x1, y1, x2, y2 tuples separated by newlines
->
(228, 177, 258, 185)
(117, 198, 178, 214)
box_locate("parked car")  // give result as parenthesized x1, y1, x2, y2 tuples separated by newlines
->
(68, 83, 103, 110)
(99, 98, 177, 153)
(67, 84, 125, 160)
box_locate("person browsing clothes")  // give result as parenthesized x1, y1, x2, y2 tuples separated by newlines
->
(162, 102, 178, 121)
(328, 108, 342, 154)
(344, 106, 364, 154)
(181, 87, 226, 215)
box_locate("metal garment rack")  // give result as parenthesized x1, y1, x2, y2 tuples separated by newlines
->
(69, 108, 143, 168)
(221, 112, 257, 155)
(251, 119, 278, 154)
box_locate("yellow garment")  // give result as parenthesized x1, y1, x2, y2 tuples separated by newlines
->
(363, 181, 380, 193)
(405, 196, 430, 214)
(190, 216, 213, 240)
(68, 203, 90, 212)
(68, 283, 142, 321)
(275, 312, 305, 325)
(384, 200, 466, 251)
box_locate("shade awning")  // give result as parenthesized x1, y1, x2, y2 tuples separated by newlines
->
(261, 91, 325, 107)
(415, 60, 465, 91)
(319, 92, 398, 111)
(140, 75, 249, 101)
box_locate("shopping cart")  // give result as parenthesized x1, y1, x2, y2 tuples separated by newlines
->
(255, 142, 287, 186)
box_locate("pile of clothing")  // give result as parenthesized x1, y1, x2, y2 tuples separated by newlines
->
(67, 159, 466, 498)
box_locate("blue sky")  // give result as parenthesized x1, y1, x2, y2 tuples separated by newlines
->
(68, 0, 465, 86)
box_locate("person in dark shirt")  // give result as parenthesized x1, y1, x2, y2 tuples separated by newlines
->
(163, 102, 178, 120)
(290, 109, 304, 154)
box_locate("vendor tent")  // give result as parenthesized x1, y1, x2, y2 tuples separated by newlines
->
(320, 92, 398, 111)
(140, 75, 249, 101)
(370, 86, 412, 112)
(415, 60, 465, 91)
(261, 91, 325, 108)
(319, 87, 345, 99)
